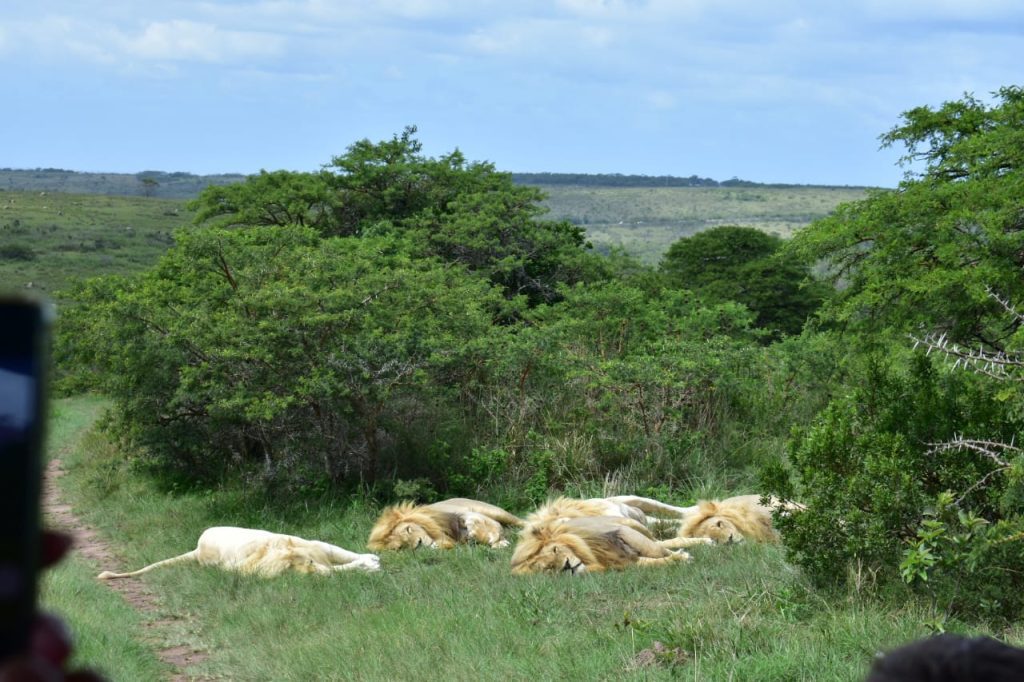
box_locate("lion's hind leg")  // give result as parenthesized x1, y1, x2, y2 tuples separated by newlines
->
(659, 536, 715, 550)
(463, 512, 508, 548)
(307, 540, 380, 569)
(637, 551, 691, 567)
(618, 526, 690, 563)
(607, 495, 699, 519)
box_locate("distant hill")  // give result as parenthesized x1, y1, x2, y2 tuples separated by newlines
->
(0, 168, 871, 200)
(0, 169, 248, 200)
(0, 170, 869, 283)
(511, 172, 870, 190)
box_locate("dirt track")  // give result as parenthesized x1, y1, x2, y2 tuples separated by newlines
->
(42, 458, 209, 681)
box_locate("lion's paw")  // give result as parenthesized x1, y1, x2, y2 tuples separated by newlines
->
(355, 554, 381, 572)
(492, 539, 511, 549)
(671, 550, 693, 562)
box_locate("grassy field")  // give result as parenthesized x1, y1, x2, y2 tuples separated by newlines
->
(42, 395, 1022, 681)
(538, 185, 868, 263)
(0, 184, 868, 304)
(0, 189, 190, 300)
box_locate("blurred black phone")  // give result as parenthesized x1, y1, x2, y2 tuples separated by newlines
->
(0, 296, 53, 660)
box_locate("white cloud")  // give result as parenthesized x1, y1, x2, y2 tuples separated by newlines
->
(861, 0, 1024, 21)
(121, 20, 285, 63)
(4, 13, 287, 66)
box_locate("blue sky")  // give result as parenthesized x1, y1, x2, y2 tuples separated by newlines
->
(2, 1, 1021, 187)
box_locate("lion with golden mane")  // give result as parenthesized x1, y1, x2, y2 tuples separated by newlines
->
(511, 516, 693, 575)
(97, 527, 381, 579)
(669, 494, 806, 545)
(367, 498, 524, 550)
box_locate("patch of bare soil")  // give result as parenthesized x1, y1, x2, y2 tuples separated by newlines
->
(627, 640, 689, 672)
(42, 458, 211, 681)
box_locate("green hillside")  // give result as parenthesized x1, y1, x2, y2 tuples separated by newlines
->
(536, 185, 868, 263)
(0, 190, 190, 299)
(0, 171, 868, 298)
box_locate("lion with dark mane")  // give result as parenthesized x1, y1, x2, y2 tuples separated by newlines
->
(511, 516, 692, 575)
(367, 498, 524, 550)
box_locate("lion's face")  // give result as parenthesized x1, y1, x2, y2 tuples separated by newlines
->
(694, 516, 744, 544)
(384, 522, 439, 550)
(512, 542, 588, 575)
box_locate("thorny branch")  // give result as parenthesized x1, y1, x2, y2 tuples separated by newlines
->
(928, 435, 1022, 504)
(911, 331, 1024, 381)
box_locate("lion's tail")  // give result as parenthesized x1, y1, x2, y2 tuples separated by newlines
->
(97, 549, 199, 580)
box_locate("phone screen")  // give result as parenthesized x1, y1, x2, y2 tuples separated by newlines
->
(0, 299, 51, 659)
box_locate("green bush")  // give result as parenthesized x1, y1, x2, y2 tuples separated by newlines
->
(764, 353, 1024, 620)
(0, 243, 35, 260)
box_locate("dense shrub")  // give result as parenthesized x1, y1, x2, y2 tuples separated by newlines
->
(0, 243, 35, 260)
(763, 353, 1024, 620)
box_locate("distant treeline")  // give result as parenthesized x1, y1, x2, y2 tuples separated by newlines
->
(0, 168, 868, 199)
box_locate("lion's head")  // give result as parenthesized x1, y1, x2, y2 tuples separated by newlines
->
(510, 522, 597, 575)
(367, 502, 459, 551)
(677, 500, 777, 544)
(510, 516, 663, 575)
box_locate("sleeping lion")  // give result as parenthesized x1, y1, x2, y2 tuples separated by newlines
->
(665, 494, 806, 545)
(526, 495, 699, 527)
(367, 497, 524, 550)
(97, 527, 381, 579)
(511, 515, 692, 575)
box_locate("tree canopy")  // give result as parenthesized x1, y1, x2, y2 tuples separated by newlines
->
(791, 86, 1024, 347)
(660, 225, 827, 337)
(189, 126, 603, 305)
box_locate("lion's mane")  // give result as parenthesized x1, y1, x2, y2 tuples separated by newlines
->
(677, 498, 778, 543)
(511, 516, 673, 574)
(367, 502, 459, 550)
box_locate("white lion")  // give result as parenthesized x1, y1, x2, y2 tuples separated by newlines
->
(97, 527, 381, 579)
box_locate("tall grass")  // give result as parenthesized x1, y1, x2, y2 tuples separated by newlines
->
(47, 396, 1024, 681)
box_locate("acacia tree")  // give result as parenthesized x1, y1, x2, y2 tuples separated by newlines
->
(190, 126, 603, 305)
(791, 86, 1024, 346)
(62, 226, 501, 487)
(660, 225, 827, 338)
(766, 87, 1024, 620)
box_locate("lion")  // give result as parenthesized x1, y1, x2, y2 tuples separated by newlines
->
(511, 515, 693, 575)
(367, 497, 524, 550)
(526, 495, 698, 527)
(97, 527, 381, 579)
(666, 494, 806, 545)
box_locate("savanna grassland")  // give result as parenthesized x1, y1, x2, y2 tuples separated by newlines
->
(21, 90, 1024, 680)
(46, 395, 982, 682)
(539, 185, 868, 263)
(0, 175, 864, 300)
(0, 190, 188, 300)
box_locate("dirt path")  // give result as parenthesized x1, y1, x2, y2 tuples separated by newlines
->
(42, 458, 210, 681)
